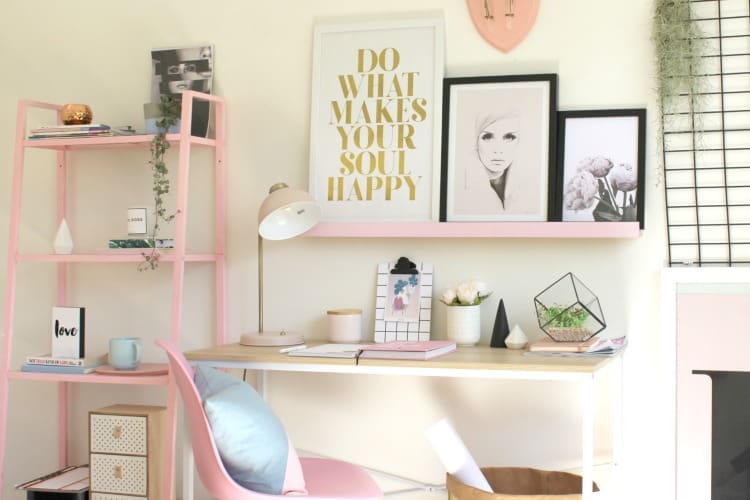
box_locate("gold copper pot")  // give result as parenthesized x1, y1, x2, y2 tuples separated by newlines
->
(60, 104, 93, 125)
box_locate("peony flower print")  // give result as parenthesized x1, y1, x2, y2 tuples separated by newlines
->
(609, 163, 637, 192)
(564, 170, 598, 210)
(564, 155, 637, 222)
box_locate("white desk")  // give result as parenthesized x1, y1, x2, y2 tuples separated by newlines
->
(183, 343, 623, 499)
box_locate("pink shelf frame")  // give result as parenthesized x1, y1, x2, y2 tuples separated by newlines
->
(0, 91, 226, 500)
(304, 221, 641, 238)
(7, 371, 169, 385)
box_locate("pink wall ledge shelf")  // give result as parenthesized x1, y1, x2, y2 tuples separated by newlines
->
(304, 221, 641, 239)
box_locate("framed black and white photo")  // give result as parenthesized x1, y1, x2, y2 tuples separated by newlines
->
(151, 45, 214, 137)
(555, 109, 646, 228)
(309, 16, 444, 222)
(440, 74, 557, 222)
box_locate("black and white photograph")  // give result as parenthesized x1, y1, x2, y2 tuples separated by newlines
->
(440, 74, 557, 222)
(151, 45, 214, 137)
(555, 109, 646, 228)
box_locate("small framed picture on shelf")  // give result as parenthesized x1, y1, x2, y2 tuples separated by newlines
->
(51, 306, 85, 359)
(127, 207, 148, 235)
(374, 257, 433, 343)
(439, 74, 557, 222)
(554, 109, 646, 228)
(308, 15, 445, 222)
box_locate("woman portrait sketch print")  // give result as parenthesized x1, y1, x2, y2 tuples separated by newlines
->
(444, 76, 553, 222)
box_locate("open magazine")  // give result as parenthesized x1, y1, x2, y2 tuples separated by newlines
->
(525, 336, 627, 357)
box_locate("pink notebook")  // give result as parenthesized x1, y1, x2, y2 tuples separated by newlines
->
(359, 340, 456, 360)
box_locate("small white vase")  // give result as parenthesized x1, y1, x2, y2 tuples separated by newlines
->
(505, 323, 528, 349)
(53, 218, 73, 254)
(445, 304, 481, 346)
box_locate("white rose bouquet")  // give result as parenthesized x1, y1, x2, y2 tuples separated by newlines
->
(440, 281, 492, 306)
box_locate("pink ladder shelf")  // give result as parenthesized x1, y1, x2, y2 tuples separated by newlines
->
(0, 91, 227, 500)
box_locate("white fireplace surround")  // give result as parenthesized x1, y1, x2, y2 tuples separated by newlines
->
(662, 268, 750, 500)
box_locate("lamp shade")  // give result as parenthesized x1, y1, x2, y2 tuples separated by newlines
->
(258, 183, 321, 240)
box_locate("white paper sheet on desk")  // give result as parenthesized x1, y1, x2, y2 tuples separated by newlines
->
(287, 343, 365, 358)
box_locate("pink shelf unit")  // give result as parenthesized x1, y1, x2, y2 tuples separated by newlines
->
(304, 221, 641, 239)
(0, 91, 227, 500)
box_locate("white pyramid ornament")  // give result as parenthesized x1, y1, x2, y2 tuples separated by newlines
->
(505, 324, 528, 349)
(53, 218, 74, 254)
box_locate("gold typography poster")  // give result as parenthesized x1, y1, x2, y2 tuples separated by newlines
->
(309, 17, 444, 221)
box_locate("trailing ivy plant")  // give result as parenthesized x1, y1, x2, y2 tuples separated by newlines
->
(139, 95, 180, 271)
(651, 0, 707, 176)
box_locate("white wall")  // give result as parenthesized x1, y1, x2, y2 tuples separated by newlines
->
(0, 1, 671, 499)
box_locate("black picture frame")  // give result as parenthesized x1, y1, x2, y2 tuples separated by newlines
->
(554, 109, 646, 228)
(439, 74, 558, 222)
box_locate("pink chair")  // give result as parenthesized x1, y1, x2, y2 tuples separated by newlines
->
(156, 340, 383, 500)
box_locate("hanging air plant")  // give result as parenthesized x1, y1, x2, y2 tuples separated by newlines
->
(651, 0, 708, 169)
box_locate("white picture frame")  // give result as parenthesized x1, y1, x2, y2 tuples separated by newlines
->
(374, 260, 433, 342)
(309, 15, 445, 222)
(51, 306, 85, 359)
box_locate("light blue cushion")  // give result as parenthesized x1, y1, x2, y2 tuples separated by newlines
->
(194, 364, 291, 494)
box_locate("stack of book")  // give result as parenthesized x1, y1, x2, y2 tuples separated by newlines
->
(27, 124, 113, 139)
(21, 353, 105, 374)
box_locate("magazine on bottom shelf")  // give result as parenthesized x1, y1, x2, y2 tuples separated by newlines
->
(358, 340, 457, 360)
(16, 464, 89, 494)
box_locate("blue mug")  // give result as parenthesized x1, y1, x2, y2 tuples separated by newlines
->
(109, 337, 142, 370)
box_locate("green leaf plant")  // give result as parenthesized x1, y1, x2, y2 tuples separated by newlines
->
(540, 305, 589, 329)
(139, 95, 180, 271)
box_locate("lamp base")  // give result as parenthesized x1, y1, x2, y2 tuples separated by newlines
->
(240, 330, 304, 347)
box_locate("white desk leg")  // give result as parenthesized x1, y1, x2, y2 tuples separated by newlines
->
(581, 376, 595, 500)
(183, 428, 194, 500)
(612, 355, 623, 466)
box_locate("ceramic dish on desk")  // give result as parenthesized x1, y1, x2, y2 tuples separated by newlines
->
(94, 363, 168, 376)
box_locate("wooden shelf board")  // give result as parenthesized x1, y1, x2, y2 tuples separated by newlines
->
(304, 221, 641, 239)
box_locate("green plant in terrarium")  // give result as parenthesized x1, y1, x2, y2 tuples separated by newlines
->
(540, 305, 589, 329)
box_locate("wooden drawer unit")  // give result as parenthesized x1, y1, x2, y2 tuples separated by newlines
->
(89, 404, 165, 499)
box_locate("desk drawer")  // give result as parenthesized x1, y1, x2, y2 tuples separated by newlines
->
(90, 414, 147, 455)
(90, 453, 147, 496)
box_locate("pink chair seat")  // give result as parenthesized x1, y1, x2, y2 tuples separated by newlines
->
(300, 457, 383, 498)
(156, 339, 383, 500)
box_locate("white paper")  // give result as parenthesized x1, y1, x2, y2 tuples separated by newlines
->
(425, 417, 492, 492)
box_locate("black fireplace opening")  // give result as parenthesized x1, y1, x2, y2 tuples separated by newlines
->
(694, 370, 750, 500)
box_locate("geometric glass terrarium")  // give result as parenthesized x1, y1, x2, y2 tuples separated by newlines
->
(534, 272, 606, 342)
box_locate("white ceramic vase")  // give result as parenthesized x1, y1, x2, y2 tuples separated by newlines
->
(53, 218, 73, 254)
(445, 304, 481, 346)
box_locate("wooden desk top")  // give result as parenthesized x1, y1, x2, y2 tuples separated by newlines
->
(184, 342, 621, 377)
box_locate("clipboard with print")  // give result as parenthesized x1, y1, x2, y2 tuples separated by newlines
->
(374, 257, 433, 343)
